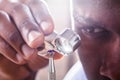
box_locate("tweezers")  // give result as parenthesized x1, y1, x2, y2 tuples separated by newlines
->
(48, 50, 56, 80)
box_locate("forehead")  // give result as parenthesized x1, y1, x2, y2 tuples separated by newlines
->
(72, 0, 120, 32)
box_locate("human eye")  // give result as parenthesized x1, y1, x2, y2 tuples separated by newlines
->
(81, 26, 111, 39)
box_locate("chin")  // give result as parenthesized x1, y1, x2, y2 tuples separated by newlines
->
(100, 76, 111, 80)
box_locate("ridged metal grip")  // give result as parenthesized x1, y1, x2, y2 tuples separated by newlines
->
(54, 28, 81, 55)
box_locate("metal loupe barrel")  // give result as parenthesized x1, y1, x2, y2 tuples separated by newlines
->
(38, 28, 81, 56)
(54, 28, 81, 56)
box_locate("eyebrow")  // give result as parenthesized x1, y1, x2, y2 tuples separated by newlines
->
(73, 13, 105, 28)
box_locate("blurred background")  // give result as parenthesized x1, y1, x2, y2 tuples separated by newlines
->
(35, 0, 79, 80)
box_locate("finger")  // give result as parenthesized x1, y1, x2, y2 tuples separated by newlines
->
(0, 10, 27, 59)
(0, 55, 30, 80)
(21, 44, 49, 71)
(27, 53, 49, 71)
(0, 37, 25, 64)
(37, 49, 63, 60)
(52, 52, 63, 60)
(22, 0, 54, 35)
(0, 11, 36, 62)
(4, 3, 44, 48)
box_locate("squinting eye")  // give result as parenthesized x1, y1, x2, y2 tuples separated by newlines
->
(81, 26, 110, 39)
(81, 27, 105, 34)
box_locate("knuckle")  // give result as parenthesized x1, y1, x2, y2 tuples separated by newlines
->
(24, 0, 43, 5)
(7, 31, 22, 45)
(8, 31, 18, 43)
(6, 3, 29, 15)
(0, 10, 9, 22)
(12, 3, 27, 11)
(12, 3, 27, 12)
(0, 38, 10, 51)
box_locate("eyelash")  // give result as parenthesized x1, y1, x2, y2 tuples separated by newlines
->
(82, 27, 104, 33)
(81, 26, 111, 39)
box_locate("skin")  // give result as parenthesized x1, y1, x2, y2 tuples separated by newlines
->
(0, 0, 62, 80)
(3, 0, 120, 80)
(73, 0, 120, 80)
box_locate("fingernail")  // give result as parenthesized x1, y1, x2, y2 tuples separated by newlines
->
(22, 44, 35, 59)
(41, 21, 51, 32)
(28, 31, 41, 42)
(16, 54, 26, 64)
(28, 31, 44, 48)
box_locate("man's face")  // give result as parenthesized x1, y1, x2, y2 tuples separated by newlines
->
(73, 0, 120, 80)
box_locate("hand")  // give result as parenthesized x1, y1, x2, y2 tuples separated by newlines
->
(0, 0, 61, 80)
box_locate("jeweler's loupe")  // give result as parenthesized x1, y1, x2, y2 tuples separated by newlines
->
(37, 28, 81, 56)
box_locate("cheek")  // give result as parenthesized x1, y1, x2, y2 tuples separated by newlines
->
(100, 39, 120, 79)
(77, 42, 106, 79)
(77, 39, 104, 65)
(77, 37, 106, 74)
(76, 31, 120, 76)
(101, 36, 120, 66)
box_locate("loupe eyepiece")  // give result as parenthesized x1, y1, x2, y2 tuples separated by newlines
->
(54, 28, 80, 55)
